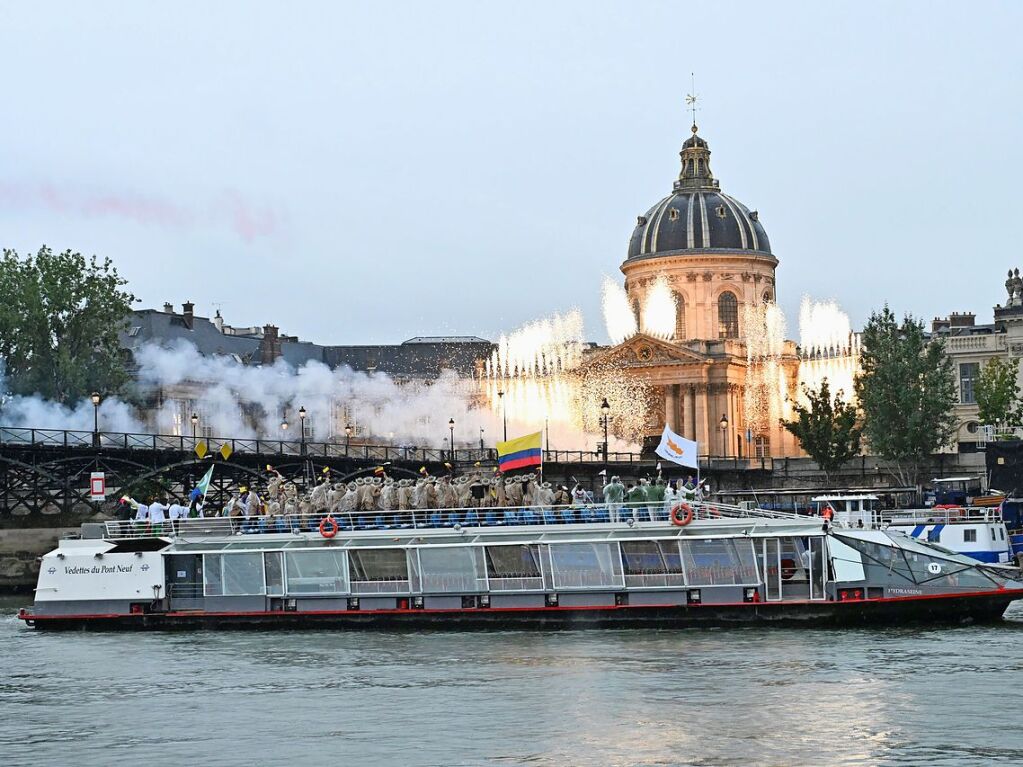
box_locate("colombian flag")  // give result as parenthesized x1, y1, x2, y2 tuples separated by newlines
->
(497, 431, 543, 472)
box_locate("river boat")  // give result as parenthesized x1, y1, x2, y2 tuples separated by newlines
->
(18, 500, 1023, 630)
(810, 494, 1013, 564)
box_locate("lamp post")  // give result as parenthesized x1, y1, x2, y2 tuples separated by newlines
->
(479, 426, 484, 451)
(190, 412, 199, 440)
(281, 416, 289, 434)
(298, 406, 307, 455)
(448, 418, 455, 461)
(719, 414, 729, 458)
(600, 397, 610, 463)
(345, 424, 352, 456)
(90, 392, 101, 447)
(497, 390, 507, 442)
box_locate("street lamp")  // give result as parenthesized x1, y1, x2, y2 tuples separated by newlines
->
(345, 424, 353, 455)
(600, 397, 610, 463)
(479, 426, 485, 451)
(90, 392, 101, 447)
(298, 406, 307, 455)
(281, 417, 289, 433)
(449, 418, 455, 461)
(190, 412, 199, 440)
(497, 390, 507, 441)
(719, 414, 729, 458)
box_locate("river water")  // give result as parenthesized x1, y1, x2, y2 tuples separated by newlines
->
(2, 598, 1022, 767)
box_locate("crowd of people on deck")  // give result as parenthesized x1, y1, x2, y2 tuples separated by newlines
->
(120, 468, 708, 529)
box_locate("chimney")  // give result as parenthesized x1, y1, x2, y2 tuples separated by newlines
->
(949, 312, 975, 328)
(258, 324, 282, 365)
(163, 302, 173, 313)
(182, 301, 194, 330)
(213, 309, 224, 333)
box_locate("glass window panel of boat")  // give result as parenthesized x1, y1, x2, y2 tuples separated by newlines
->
(779, 538, 810, 584)
(264, 552, 284, 596)
(897, 547, 997, 589)
(348, 548, 410, 583)
(549, 543, 623, 589)
(222, 553, 265, 595)
(203, 553, 224, 596)
(680, 539, 753, 586)
(418, 547, 485, 592)
(485, 545, 542, 577)
(835, 536, 915, 585)
(284, 550, 349, 594)
(620, 541, 663, 574)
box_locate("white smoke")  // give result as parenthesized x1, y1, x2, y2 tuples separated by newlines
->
(0, 342, 505, 448)
(0, 361, 145, 433)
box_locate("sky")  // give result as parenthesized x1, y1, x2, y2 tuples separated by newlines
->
(1, 1, 1021, 345)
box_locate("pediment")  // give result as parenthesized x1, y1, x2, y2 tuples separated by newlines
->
(581, 333, 710, 369)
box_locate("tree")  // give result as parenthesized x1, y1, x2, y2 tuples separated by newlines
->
(974, 356, 1021, 429)
(782, 378, 861, 482)
(854, 306, 957, 487)
(0, 246, 136, 404)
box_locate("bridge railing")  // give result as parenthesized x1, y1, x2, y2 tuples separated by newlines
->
(0, 426, 647, 464)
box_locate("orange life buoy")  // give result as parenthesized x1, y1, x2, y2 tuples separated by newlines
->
(319, 516, 339, 538)
(670, 503, 694, 527)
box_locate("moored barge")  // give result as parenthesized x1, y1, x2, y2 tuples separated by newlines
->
(18, 501, 1023, 630)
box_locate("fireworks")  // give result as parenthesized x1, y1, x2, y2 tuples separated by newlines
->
(481, 307, 647, 451)
(601, 276, 637, 343)
(640, 276, 677, 339)
(742, 301, 789, 433)
(796, 297, 861, 403)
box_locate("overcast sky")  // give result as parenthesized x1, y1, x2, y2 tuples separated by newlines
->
(2, 2, 1021, 345)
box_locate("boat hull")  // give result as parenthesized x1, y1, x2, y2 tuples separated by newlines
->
(19, 589, 1022, 631)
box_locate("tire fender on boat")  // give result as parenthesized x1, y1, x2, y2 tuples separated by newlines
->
(319, 516, 339, 538)
(670, 503, 694, 527)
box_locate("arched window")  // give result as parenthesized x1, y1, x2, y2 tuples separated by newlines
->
(762, 290, 773, 304)
(674, 293, 686, 340)
(718, 291, 739, 339)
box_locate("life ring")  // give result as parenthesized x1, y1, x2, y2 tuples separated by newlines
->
(670, 503, 694, 527)
(319, 516, 339, 539)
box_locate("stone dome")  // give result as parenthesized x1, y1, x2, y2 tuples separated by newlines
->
(627, 126, 771, 260)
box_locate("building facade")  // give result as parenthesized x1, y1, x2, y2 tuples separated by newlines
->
(583, 124, 801, 458)
(934, 269, 1023, 451)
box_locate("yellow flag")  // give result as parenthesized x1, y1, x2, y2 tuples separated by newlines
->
(219, 443, 233, 460)
(194, 441, 208, 459)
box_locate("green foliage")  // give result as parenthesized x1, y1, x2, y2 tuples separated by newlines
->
(782, 378, 861, 480)
(0, 246, 135, 404)
(975, 356, 1021, 428)
(854, 306, 957, 486)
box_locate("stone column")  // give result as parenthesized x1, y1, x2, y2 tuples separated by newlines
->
(664, 384, 679, 432)
(683, 385, 696, 441)
(695, 383, 710, 453)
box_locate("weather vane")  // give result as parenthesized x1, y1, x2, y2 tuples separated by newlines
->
(685, 73, 698, 132)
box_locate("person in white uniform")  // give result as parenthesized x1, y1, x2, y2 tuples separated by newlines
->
(148, 497, 168, 531)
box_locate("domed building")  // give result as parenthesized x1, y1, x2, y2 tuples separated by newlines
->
(625, 125, 776, 341)
(584, 123, 801, 459)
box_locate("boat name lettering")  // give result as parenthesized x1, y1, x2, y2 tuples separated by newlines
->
(62, 565, 134, 575)
(887, 587, 923, 596)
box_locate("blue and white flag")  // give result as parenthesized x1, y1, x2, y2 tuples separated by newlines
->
(655, 425, 698, 469)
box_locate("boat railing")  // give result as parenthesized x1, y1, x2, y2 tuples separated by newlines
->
(885, 506, 1004, 525)
(101, 499, 805, 539)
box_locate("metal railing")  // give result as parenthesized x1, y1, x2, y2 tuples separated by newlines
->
(102, 500, 804, 539)
(885, 506, 1004, 525)
(0, 426, 645, 464)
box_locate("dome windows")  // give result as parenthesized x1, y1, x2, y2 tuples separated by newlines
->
(715, 204, 727, 218)
(718, 292, 739, 339)
(668, 208, 679, 221)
